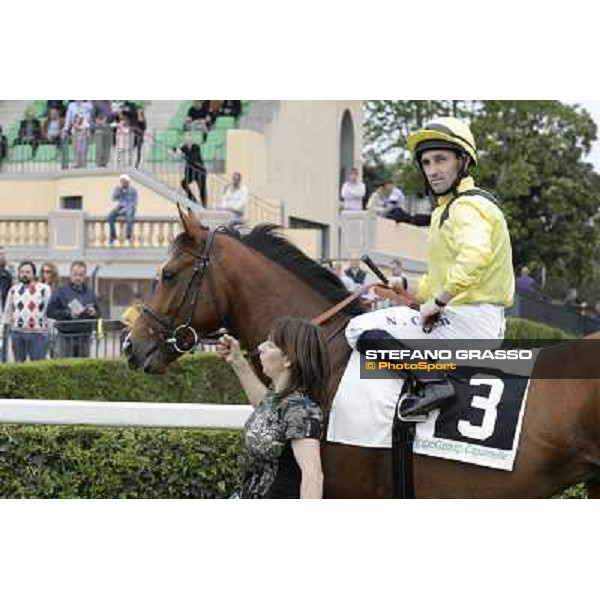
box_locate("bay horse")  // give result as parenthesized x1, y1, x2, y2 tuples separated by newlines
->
(124, 212, 600, 498)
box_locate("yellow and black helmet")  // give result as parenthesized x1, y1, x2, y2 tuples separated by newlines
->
(407, 117, 477, 165)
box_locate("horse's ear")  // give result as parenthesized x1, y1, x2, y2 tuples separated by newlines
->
(178, 204, 203, 240)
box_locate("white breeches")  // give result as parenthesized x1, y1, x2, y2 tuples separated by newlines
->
(345, 304, 506, 349)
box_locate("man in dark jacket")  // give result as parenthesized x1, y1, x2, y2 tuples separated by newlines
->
(17, 108, 42, 157)
(0, 125, 8, 171)
(48, 261, 100, 358)
(0, 247, 13, 362)
(174, 133, 207, 207)
(0, 247, 13, 311)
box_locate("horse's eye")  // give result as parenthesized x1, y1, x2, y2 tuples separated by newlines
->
(162, 269, 176, 283)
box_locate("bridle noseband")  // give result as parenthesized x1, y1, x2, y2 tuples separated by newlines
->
(140, 227, 222, 354)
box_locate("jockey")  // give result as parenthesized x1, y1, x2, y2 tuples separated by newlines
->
(346, 116, 515, 417)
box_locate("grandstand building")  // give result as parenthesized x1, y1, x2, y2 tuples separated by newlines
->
(0, 100, 428, 318)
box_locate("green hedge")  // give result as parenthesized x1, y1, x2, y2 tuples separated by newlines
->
(0, 353, 245, 404)
(0, 319, 587, 498)
(505, 317, 576, 341)
(0, 425, 243, 498)
(0, 353, 248, 498)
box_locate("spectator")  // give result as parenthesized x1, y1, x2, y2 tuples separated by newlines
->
(64, 100, 93, 133)
(92, 100, 113, 123)
(215, 172, 248, 220)
(389, 258, 408, 291)
(1, 261, 51, 362)
(208, 101, 224, 125)
(118, 101, 138, 124)
(40, 261, 60, 292)
(591, 301, 600, 327)
(71, 114, 90, 168)
(47, 261, 100, 358)
(42, 108, 64, 145)
(17, 107, 42, 157)
(340, 168, 366, 211)
(0, 248, 13, 312)
(221, 101, 242, 119)
(345, 259, 367, 286)
(108, 174, 138, 245)
(120, 292, 143, 329)
(41, 261, 60, 357)
(0, 125, 7, 171)
(114, 114, 133, 167)
(185, 100, 211, 133)
(132, 107, 146, 169)
(564, 288, 579, 308)
(46, 101, 66, 118)
(323, 260, 356, 293)
(515, 266, 537, 294)
(119, 291, 143, 348)
(367, 179, 408, 219)
(173, 134, 207, 207)
(95, 113, 112, 167)
(0, 248, 11, 362)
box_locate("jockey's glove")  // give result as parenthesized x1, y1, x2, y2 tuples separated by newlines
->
(419, 296, 448, 326)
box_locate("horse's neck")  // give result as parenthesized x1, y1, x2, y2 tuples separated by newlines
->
(226, 258, 331, 349)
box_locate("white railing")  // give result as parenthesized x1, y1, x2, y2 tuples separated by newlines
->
(0, 399, 252, 429)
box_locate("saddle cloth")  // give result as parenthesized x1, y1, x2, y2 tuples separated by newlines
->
(327, 350, 531, 471)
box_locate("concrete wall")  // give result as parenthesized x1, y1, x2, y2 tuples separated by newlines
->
(374, 218, 429, 263)
(0, 174, 185, 217)
(226, 101, 363, 256)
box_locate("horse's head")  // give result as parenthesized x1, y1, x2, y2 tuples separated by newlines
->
(124, 209, 230, 373)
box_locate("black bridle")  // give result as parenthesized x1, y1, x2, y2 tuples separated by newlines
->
(140, 227, 222, 354)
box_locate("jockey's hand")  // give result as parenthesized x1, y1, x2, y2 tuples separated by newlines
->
(419, 299, 443, 326)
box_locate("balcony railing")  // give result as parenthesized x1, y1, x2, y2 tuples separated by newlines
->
(86, 216, 181, 249)
(0, 214, 181, 251)
(0, 217, 49, 246)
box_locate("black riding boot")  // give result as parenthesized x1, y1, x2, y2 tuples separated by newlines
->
(356, 329, 456, 417)
(398, 376, 456, 418)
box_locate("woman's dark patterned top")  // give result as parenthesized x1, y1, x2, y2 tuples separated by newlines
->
(240, 388, 323, 499)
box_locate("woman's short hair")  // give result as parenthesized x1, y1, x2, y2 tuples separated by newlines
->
(268, 316, 331, 406)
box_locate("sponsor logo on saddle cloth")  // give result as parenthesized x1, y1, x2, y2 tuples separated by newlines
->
(413, 367, 530, 471)
(327, 352, 530, 471)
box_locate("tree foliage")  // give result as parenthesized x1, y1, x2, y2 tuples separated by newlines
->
(364, 100, 600, 290)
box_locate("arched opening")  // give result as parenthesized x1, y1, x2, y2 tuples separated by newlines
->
(339, 110, 355, 191)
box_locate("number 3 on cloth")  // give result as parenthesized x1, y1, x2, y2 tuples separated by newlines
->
(457, 376, 504, 441)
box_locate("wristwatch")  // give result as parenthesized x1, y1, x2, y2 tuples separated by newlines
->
(434, 297, 447, 308)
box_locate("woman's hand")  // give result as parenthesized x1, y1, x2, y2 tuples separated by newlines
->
(217, 334, 266, 407)
(216, 334, 244, 366)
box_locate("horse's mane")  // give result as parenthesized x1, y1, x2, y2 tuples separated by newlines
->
(224, 223, 364, 316)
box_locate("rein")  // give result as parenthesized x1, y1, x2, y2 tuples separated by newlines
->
(139, 225, 420, 357)
(312, 284, 419, 328)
